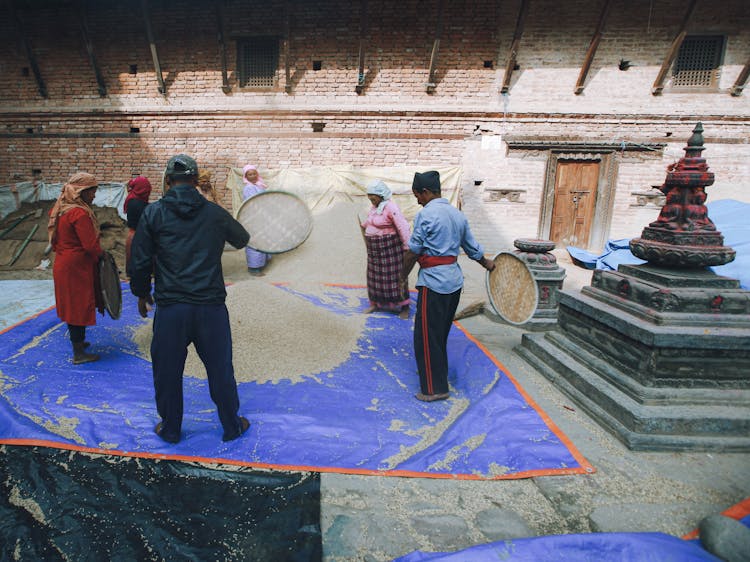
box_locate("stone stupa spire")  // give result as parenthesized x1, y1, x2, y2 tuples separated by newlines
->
(629, 123, 736, 268)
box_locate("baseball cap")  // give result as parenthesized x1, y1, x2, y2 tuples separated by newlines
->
(165, 154, 198, 177)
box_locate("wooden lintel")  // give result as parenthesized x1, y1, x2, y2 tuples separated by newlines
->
(356, 0, 368, 94)
(574, 0, 612, 95)
(214, 0, 231, 94)
(425, 0, 445, 93)
(77, 0, 107, 97)
(284, 2, 292, 94)
(651, 0, 698, 96)
(140, 0, 167, 95)
(501, 0, 530, 94)
(7, 0, 47, 98)
(730, 58, 750, 96)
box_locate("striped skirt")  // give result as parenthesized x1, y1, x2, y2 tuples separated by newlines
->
(365, 233, 410, 309)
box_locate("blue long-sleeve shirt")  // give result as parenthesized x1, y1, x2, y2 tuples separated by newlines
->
(407, 198, 485, 294)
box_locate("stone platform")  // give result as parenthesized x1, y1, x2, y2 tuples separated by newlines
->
(517, 264, 750, 452)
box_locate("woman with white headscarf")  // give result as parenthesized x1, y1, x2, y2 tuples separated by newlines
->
(241, 164, 270, 275)
(360, 179, 412, 319)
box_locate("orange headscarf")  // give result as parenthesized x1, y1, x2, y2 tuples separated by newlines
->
(47, 172, 100, 246)
(197, 169, 220, 204)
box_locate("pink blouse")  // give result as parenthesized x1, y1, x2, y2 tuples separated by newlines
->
(362, 200, 411, 250)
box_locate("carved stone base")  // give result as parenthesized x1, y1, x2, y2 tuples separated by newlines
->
(516, 283, 750, 452)
(630, 235, 736, 267)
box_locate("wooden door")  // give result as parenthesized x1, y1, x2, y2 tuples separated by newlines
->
(550, 161, 600, 248)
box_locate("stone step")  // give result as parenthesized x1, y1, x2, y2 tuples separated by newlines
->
(516, 332, 750, 452)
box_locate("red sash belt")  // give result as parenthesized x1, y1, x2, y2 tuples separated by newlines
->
(417, 255, 457, 268)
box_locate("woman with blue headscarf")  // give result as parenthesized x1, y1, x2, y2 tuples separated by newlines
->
(360, 179, 412, 319)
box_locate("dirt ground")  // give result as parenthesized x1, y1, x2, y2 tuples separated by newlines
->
(0, 202, 127, 280)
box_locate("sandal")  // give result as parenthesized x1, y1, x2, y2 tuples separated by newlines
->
(415, 392, 450, 402)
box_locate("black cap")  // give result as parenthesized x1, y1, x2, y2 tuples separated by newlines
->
(412, 171, 441, 193)
(165, 154, 198, 177)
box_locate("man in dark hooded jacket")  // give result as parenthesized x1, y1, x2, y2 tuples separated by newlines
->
(130, 154, 251, 444)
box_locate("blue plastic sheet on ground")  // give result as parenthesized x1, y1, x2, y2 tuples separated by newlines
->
(0, 280, 55, 331)
(0, 282, 589, 479)
(566, 200, 750, 289)
(392, 532, 724, 561)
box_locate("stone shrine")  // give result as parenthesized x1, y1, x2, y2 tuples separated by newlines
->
(511, 238, 566, 330)
(517, 124, 750, 451)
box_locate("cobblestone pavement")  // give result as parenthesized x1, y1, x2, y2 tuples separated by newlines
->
(319, 252, 750, 561)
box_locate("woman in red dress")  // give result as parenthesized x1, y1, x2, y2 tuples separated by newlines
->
(47, 172, 104, 364)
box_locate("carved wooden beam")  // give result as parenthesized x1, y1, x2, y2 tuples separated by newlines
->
(651, 0, 698, 95)
(6, 0, 47, 98)
(284, 1, 292, 94)
(140, 0, 166, 95)
(356, 0, 368, 94)
(574, 0, 612, 95)
(76, 0, 107, 97)
(730, 58, 750, 96)
(214, 0, 231, 94)
(501, 0, 530, 94)
(425, 0, 445, 93)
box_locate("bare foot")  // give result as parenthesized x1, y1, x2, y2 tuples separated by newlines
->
(398, 308, 409, 319)
(363, 306, 376, 314)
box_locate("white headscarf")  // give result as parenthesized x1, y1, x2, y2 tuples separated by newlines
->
(367, 180, 391, 215)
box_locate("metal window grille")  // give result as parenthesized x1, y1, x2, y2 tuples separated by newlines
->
(238, 37, 279, 88)
(672, 35, 723, 88)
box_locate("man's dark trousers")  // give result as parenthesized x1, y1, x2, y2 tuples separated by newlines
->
(151, 302, 242, 442)
(414, 286, 461, 396)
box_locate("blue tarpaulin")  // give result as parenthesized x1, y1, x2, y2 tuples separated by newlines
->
(0, 282, 591, 479)
(392, 532, 724, 561)
(566, 199, 750, 290)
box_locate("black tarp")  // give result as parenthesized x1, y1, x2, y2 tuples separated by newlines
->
(0, 445, 321, 561)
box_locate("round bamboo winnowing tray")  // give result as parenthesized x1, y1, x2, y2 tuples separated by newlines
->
(485, 251, 539, 325)
(98, 250, 122, 320)
(236, 191, 313, 254)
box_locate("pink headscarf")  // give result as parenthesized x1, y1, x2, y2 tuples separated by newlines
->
(242, 164, 268, 190)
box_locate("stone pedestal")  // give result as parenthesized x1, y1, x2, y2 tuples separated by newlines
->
(511, 238, 566, 331)
(516, 124, 750, 451)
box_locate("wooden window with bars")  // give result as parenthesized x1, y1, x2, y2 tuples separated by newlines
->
(237, 37, 279, 88)
(671, 35, 724, 89)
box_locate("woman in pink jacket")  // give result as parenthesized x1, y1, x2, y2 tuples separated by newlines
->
(360, 180, 412, 319)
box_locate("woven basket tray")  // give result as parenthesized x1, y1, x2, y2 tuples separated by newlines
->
(237, 191, 313, 254)
(485, 251, 538, 325)
(98, 250, 122, 320)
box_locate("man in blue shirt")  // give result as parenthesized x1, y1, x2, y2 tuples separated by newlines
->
(130, 154, 251, 443)
(401, 171, 495, 402)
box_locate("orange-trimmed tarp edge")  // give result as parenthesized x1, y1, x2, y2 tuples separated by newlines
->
(682, 496, 750, 540)
(455, 321, 596, 475)
(0, 438, 591, 480)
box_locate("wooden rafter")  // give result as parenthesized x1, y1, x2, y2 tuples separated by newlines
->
(140, 0, 166, 95)
(6, 0, 47, 98)
(501, 0, 530, 94)
(76, 0, 107, 97)
(574, 0, 612, 95)
(214, 0, 231, 94)
(356, 0, 368, 94)
(651, 0, 698, 95)
(425, 0, 445, 93)
(730, 58, 750, 96)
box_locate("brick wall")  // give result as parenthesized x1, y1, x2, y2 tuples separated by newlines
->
(1, 0, 748, 252)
